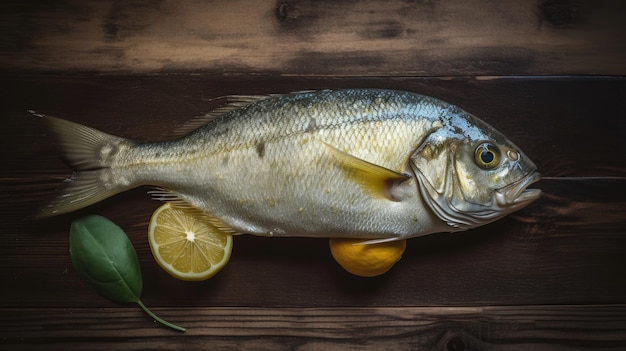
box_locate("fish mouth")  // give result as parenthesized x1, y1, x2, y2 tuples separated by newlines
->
(495, 171, 542, 208)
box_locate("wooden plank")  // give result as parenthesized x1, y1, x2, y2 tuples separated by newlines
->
(1, 0, 625, 75)
(2, 75, 625, 177)
(1, 305, 626, 350)
(1, 75, 625, 311)
(4, 177, 624, 308)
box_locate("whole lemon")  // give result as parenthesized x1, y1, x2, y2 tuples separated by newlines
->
(329, 238, 407, 277)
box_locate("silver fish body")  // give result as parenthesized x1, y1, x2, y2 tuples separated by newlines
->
(40, 89, 540, 241)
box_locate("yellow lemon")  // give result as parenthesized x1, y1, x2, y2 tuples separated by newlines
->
(329, 238, 406, 277)
(148, 203, 233, 281)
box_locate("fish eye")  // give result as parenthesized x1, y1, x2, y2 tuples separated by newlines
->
(474, 143, 501, 169)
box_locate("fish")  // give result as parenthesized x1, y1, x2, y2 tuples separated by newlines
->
(35, 89, 541, 242)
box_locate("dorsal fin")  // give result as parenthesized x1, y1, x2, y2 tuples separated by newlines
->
(323, 142, 410, 201)
(171, 95, 275, 137)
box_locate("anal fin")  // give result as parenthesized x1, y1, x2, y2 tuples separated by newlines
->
(148, 187, 238, 234)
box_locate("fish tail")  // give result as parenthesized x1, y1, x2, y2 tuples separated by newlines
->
(33, 111, 133, 217)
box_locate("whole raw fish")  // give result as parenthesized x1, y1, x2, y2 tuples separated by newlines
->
(36, 89, 540, 242)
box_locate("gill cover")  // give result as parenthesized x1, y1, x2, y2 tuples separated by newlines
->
(410, 136, 506, 230)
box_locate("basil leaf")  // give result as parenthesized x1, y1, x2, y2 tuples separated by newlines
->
(69, 215, 142, 303)
(69, 215, 185, 332)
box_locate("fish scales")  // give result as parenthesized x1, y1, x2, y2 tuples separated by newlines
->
(37, 89, 540, 241)
(121, 90, 439, 238)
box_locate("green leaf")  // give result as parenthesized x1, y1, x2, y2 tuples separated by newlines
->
(69, 215, 185, 332)
(69, 215, 142, 303)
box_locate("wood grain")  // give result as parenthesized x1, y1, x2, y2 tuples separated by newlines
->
(1, 74, 625, 347)
(1, 76, 624, 302)
(1, 0, 625, 75)
(2, 305, 626, 350)
(2, 0, 626, 346)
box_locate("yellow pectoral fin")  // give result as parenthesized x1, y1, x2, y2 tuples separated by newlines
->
(323, 143, 410, 201)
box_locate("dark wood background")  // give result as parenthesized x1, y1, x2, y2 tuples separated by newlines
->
(1, 1, 625, 350)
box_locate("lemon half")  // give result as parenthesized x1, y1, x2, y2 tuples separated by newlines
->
(148, 203, 233, 281)
(329, 238, 406, 277)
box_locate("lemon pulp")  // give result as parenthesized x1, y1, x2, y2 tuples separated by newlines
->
(148, 203, 233, 281)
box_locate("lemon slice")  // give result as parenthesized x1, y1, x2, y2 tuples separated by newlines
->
(148, 203, 233, 281)
(329, 238, 406, 277)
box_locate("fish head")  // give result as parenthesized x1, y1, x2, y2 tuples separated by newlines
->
(409, 109, 541, 231)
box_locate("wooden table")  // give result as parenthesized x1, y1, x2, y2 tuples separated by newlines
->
(1, 1, 625, 350)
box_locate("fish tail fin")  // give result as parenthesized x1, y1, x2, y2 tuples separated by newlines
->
(32, 111, 134, 217)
